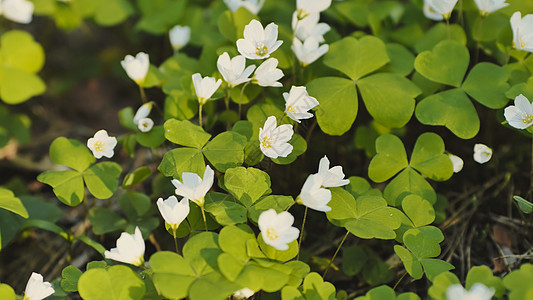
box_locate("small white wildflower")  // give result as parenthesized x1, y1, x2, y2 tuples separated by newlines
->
(224, 0, 265, 15)
(292, 12, 330, 43)
(504, 94, 533, 130)
(1, 0, 34, 24)
(259, 116, 294, 159)
(169, 25, 190, 51)
(317, 155, 350, 187)
(104, 226, 145, 267)
(192, 73, 222, 105)
(283, 86, 319, 123)
(446, 283, 495, 300)
(157, 195, 190, 232)
(253, 58, 284, 87)
(292, 36, 329, 66)
(258, 209, 300, 251)
(217, 52, 256, 88)
(133, 102, 152, 125)
(171, 165, 214, 208)
(296, 0, 332, 19)
(511, 12, 533, 52)
(121, 52, 150, 85)
(23, 272, 54, 300)
(424, 0, 458, 20)
(473, 144, 492, 164)
(237, 19, 283, 60)
(448, 154, 464, 173)
(87, 130, 117, 159)
(299, 174, 332, 212)
(473, 0, 508, 16)
(137, 118, 154, 133)
(233, 287, 255, 299)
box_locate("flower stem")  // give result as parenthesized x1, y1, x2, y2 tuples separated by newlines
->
(199, 104, 203, 128)
(138, 85, 147, 103)
(323, 231, 350, 279)
(201, 206, 208, 232)
(238, 81, 250, 119)
(225, 86, 231, 111)
(173, 230, 180, 254)
(474, 16, 484, 64)
(296, 206, 308, 261)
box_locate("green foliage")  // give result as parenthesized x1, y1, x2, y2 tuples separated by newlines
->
(78, 265, 145, 300)
(0, 187, 28, 218)
(281, 272, 336, 300)
(504, 264, 533, 299)
(61, 265, 83, 292)
(0, 284, 15, 300)
(354, 285, 421, 300)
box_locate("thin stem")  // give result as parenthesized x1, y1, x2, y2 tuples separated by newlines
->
(238, 81, 250, 119)
(138, 85, 147, 103)
(305, 119, 318, 144)
(173, 230, 180, 254)
(393, 272, 407, 290)
(199, 103, 203, 128)
(296, 206, 308, 261)
(224, 86, 231, 111)
(474, 16, 485, 64)
(323, 231, 350, 279)
(201, 206, 208, 232)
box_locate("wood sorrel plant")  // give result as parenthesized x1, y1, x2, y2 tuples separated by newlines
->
(3, 0, 533, 299)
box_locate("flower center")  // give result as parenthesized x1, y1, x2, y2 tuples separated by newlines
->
(521, 37, 526, 49)
(286, 105, 295, 113)
(266, 228, 278, 241)
(94, 141, 105, 152)
(255, 43, 268, 57)
(523, 114, 533, 124)
(261, 136, 273, 149)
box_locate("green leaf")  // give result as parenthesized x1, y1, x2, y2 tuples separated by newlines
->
(218, 7, 257, 42)
(414, 23, 467, 53)
(93, 0, 133, 26)
(301, 272, 336, 299)
(343, 196, 401, 239)
(164, 119, 212, 148)
(183, 232, 222, 276)
(21, 219, 69, 240)
(462, 62, 510, 109)
(118, 107, 137, 131)
(164, 93, 197, 120)
(271, 133, 307, 165)
(368, 134, 408, 183)
(78, 265, 145, 300)
(414, 40, 469, 87)
(415, 89, 480, 139)
(0, 284, 14, 300)
(357, 73, 420, 128)
(0, 187, 28, 218)
(188, 272, 241, 300)
(404, 227, 443, 258)
(355, 285, 397, 300)
(74, 235, 106, 255)
(223, 167, 271, 207)
(384, 168, 437, 206)
(150, 251, 196, 300)
(37, 170, 85, 206)
(324, 36, 390, 80)
(61, 265, 83, 292)
(246, 101, 285, 137)
(203, 131, 247, 172)
(428, 272, 460, 300)
(136, 0, 186, 34)
(122, 166, 152, 189)
(345, 176, 382, 199)
(88, 206, 127, 234)
(409, 132, 453, 181)
(380, 43, 415, 76)
(82, 162, 122, 199)
(136, 125, 166, 148)
(118, 191, 151, 220)
(248, 195, 294, 224)
(307, 76, 358, 136)
(204, 192, 247, 225)
(394, 245, 423, 280)
(513, 195, 533, 214)
(342, 245, 368, 276)
(50, 137, 95, 172)
(219, 224, 255, 261)
(401, 195, 435, 227)
(504, 264, 533, 300)
(158, 148, 205, 179)
(258, 234, 298, 262)
(0, 30, 45, 104)
(420, 259, 454, 281)
(326, 187, 357, 225)
(465, 265, 505, 297)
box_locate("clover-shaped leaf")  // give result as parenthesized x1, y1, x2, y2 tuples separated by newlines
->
(414, 40, 469, 88)
(0, 30, 46, 104)
(37, 170, 85, 206)
(462, 63, 510, 109)
(204, 193, 247, 226)
(0, 283, 15, 300)
(0, 188, 28, 218)
(503, 264, 533, 300)
(401, 194, 435, 228)
(324, 36, 390, 81)
(83, 162, 122, 199)
(50, 137, 95, 173)
(158, 148, 205, 179)
(368, 134, 408, 183)
(282, 272, 336, 300)
(164, 119, 212, 149)
(415, 89, 480, 139)
(409, 132, 453, 181)
(247, 195, 294, 224)
(307, 76, 358, 136)
(78, 265, 145, 300)
(203, 131, 247, 172)
(465, 265, 505, 297)
(61, 265, 82, 292)
(223, 167, 271, 207)
(414, 23, 466, 53)
(428, 272, 460, 300)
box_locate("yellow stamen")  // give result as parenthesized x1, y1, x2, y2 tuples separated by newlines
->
(286, 105, 295, 113)
(94, 141, 105, 152)
(261, 136, 273, 149)
(296, 9, 309, 20)
(523, 114, 533, 124)
(266, 228, 278, 241)
(255, 43, 268, 57)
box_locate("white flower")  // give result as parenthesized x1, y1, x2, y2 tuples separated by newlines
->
(192, 73, 222, 105)
(121, 52, 150, 85)
(283, 86, 319, 123)
(237, 19, 283, 60)
(259, 116, 294, 159)
(473, 0, 508, 16)
(424, 0, 458, 20)
(169, 25, 190, 51)
(292, 12, 330, 43)
(157, 196, 190, 232)
(504, 94, 533, 129)
(24, 272, 54, 300)
(138, 118, 154, 133)
(423, 1, 444, 21)
(1, 0, 33, 24)
(299, 174, 332, 212)
(133, 102, 152, 125)
(296, 0, 332, 19)
(87, 130, 117, 159)
(511, 12, 533, 52)
(253, 58, 284, 87)
(292, 37, 329, 66)
(233, 287, 255, 299)
(171, 165, 214, 208)
(224, 0, 265, 15)
(258, 209, 300, 251)
(104, 226, 145, 267)
(448, 154, 464, 173)
(473, 144, 492, 164)
(446, 283, 495, 300)
(317, 155, 350, 187)
(217, 52, 256, 88)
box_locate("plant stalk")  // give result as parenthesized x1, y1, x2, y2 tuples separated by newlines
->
(323, 231, 350, 278)
(297, 206, 308, 261)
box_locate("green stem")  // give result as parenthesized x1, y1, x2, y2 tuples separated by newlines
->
(296, 206, 308, 261)
(199, 103, 203, 128)
(238, 81, 250, 119)
(323, 231, 350, 279)
(201, 206, 208, 232)
(305, 119, 318, 144)
(139, 85, 147, 103)
(173, 230, 180, 254)
(474, 16, 484, 64)
(224, 86, 231, 111)
(393, 272, 407, 290)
